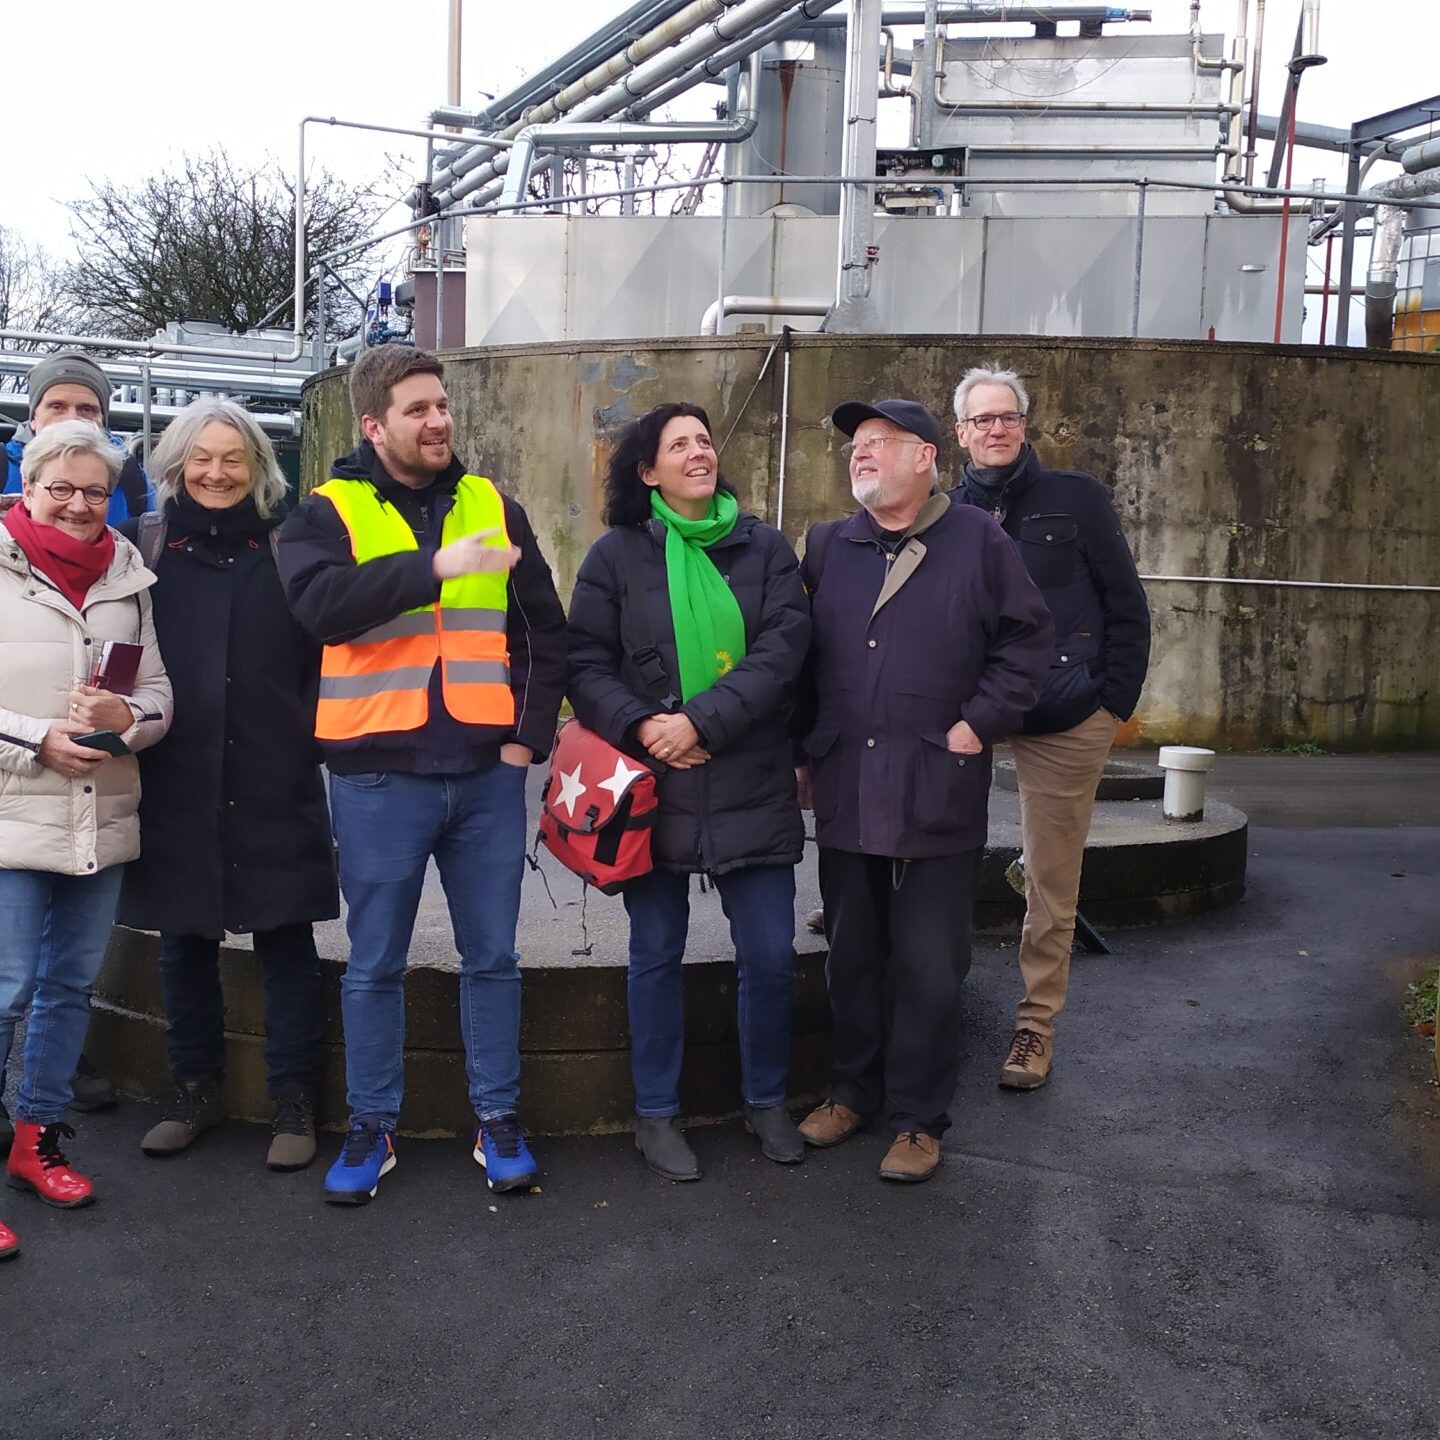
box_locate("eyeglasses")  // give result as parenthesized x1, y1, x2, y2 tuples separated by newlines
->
(840, 436, 928, 459)
(961, 412, 1026, 431)
(37, 480, 112, 506)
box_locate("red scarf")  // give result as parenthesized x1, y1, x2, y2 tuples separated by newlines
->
(4, 503, 116, 612)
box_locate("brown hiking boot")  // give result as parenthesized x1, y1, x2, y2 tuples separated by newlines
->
(797, 1099, 863, 1148)
(999, 1029, 1053, 1090)
(266, 1088, 317, 1172)
(879, 1131, 940, 1183)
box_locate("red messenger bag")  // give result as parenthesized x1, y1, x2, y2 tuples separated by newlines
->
(537, 527, 671, 895)
(537, 719, 659, 894)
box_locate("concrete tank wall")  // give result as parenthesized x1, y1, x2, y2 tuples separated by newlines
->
(301, 336, 1440, 751)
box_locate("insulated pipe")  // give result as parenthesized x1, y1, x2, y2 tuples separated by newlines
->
(631, 0, 836, 117)
(1365, 166, 1440, 349)
(498, 53, 761, 211)
(1243, 0, 1266, 184)
(428, 0, 743, 206)
(1402, 138, 1440, 175)
(826, 0, 884, 332)
(700, 295, 830, 333)
(435, 0, 832, 211)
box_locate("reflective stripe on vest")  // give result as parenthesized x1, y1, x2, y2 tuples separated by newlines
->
(312, 474, 514, 740)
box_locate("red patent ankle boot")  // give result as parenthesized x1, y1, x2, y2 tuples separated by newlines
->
(5, 1120, 95, 1208)
(0, 1216, 18, 1260)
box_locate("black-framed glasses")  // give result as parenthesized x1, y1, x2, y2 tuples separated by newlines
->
(37, 480, 113, 506)
(961, 412, 1026, 431)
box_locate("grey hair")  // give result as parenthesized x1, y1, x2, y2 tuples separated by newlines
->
(953, 365, 1030, 421)
(20, 419, 123, 488)
(149, 398, 288, 518)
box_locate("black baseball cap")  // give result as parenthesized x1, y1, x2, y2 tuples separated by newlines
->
(830, 398, 943, 451)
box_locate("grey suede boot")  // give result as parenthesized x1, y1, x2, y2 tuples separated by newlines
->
(634, 1116, 701, 1182)
(140, 1078, 225, 1157)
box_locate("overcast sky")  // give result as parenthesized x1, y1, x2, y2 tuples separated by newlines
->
(2, 0, 1436, 326)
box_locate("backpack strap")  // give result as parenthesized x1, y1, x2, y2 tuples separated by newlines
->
(617, 525, 676, 709)
(136, 512, 168, 569)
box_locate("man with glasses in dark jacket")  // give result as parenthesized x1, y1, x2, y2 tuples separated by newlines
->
(950, 365, 1151, 1091)
(794, 398, 1052, 1183)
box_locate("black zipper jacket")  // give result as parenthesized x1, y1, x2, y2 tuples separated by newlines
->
(951, 445, 1151, 735)
(275, 440, 567, 774)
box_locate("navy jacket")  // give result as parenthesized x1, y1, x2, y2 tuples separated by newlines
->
(276, 441, 567, 774)
(567, 513, 810, 875)
(798, 496, 1053, 859)
(951, 446, 1150, 734)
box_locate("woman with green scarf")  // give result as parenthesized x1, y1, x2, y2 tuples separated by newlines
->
(567, 403, 812, 1183)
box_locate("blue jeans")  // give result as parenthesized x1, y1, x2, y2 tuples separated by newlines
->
(0, 865, 125, 1124)
(328, 764, 528, 1129)
(621, 864, 797, 1117)
(157, 925, 324, 1095)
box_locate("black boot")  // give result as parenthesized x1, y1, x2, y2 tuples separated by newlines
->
(634, 1116, 701, 1182)
(744, 1104, 805, 1164)
(69, 1053, 117, 1113)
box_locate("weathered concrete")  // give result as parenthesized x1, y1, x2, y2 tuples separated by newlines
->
(303, 335, 1440, 749)
(88, 770, 1245, 1138)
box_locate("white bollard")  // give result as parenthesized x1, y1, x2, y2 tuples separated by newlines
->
(1157, 745, 1216, 822)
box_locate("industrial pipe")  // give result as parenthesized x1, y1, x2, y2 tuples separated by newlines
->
(1402, 138, 1440, 176)
(498, 53, 761, 211)
(826, 0, 883, 333)
(429, 0, 748, 209)
(1365, 166, 1440, 349)
(1157, 746, 1215, 823)
(700, 295, 830, 333)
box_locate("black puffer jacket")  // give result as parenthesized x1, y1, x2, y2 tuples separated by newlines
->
(566, 514, 810, 875)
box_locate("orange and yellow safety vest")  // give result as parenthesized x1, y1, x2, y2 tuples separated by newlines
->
(312, 474, 514, 741)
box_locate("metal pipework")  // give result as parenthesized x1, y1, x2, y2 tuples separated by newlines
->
(700, 295, 830, 333)
(1221, 0, 1249, 183)
(630, 0, 836, 119)
(429, 0, 745, 208)
(438, 0, 842, 212)
(1190, 0, 1242, 73)
(1402, 138, 1440, 175)
(1364, 165, 1440, 349)
(498, 52, 761, 212)
(825, 0, 884, 333)
(1296, 0, 1323, 68)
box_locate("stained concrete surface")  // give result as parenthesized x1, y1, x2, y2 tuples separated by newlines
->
(3, 756, 1439, 1439)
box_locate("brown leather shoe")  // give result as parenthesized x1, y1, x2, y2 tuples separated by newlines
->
(879, 1131, 940, 1183)
(999, 1029, 1053, 1090)
(797, 1099, 863, 1148)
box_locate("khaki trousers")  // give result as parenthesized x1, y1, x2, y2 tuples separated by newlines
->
(1006, 707, 1118, 1038)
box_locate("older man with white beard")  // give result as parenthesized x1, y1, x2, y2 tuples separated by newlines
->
(793, 398, 1052, 1184)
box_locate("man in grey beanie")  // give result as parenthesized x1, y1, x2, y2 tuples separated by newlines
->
(3, 349, 150, 526)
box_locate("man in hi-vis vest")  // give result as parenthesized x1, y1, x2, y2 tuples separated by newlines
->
(278, 345, 566, 1205)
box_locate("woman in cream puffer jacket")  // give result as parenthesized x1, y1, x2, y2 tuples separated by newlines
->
(0, 421, 171, 1255)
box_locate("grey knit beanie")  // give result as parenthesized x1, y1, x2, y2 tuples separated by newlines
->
(27, 350, 111, 427)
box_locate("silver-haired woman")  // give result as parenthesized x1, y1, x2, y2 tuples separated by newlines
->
(117, 400, 337, 1173)
(0, 421, 171, 1257)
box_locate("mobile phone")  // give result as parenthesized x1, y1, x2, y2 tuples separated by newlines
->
(73, 730, 131, 757)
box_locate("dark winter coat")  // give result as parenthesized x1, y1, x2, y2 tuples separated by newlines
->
(276, 441, 568, 774)
(117, 494, 338, 939)
(798, 495, 1053, 859)
(951, 445, 1150, 735)
(566, 513, 811, 875)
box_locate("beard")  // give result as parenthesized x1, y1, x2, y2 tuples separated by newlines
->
(851, 474, 901, 510)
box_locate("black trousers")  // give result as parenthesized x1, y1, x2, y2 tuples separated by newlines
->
(157, 925, 324, 1096)
(817, 847, 979, 1138)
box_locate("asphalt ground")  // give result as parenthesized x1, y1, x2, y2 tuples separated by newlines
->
(3, 755, 1439, 1439)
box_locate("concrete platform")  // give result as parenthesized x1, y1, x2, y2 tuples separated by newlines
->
(89, 762, 1247, 1137)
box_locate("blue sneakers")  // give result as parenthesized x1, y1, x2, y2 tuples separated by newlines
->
(473, 1115, 538, 1193)
(323, 1120, 396, 1205)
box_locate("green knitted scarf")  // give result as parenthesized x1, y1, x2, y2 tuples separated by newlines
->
(650, 488, 746, 701)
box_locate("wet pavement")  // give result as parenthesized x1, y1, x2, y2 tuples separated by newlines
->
(2, 756, 1439, 1439)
